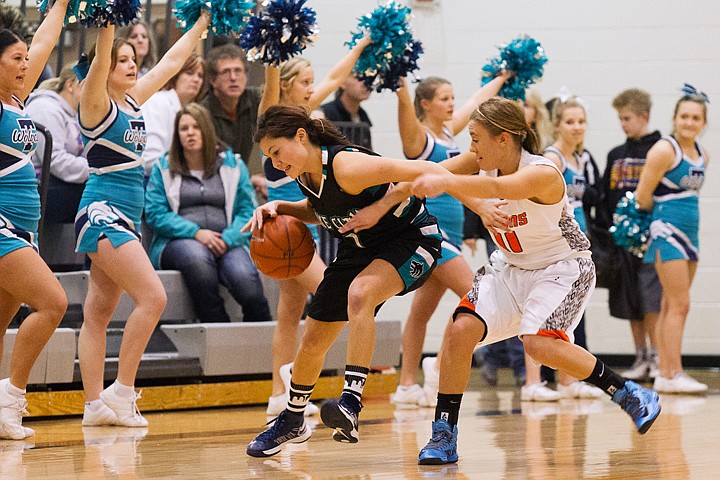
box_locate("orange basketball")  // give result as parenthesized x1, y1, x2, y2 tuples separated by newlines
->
(250, 215, 315, 279)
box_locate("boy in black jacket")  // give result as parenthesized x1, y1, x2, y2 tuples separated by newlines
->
(602, 88, 663, 381)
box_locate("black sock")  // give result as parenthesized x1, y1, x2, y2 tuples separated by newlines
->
(341, 365, 368, 414)
(435, 393, 463, 427)
(583, 359, 626, 397)
(287, 381, 314, 417)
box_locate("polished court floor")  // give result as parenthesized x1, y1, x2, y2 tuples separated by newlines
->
(8, 370, 720, 479)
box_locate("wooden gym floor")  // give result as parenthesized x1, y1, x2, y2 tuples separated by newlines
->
(8, 369, 720, 479)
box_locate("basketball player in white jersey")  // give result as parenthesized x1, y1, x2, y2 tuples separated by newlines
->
(409, 97, 661, 466)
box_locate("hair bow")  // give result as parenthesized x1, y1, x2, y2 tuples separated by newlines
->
(553, 85, 590, 111)
(680, 83, 710, 103)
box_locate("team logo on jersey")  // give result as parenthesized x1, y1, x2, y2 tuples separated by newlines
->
(680, 168, 705, 191)
(567, 176, 586, 200)
(12, 119, 38, 152)
(87, 201, 121, 227)
(409, 260, 424, 278)
(124, 119, 147, 152)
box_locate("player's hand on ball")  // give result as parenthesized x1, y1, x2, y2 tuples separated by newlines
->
(242, 201, 280, 233)
(411, 174, 446, 199)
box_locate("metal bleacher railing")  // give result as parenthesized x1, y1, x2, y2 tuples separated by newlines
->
(17, 0, 224, 75)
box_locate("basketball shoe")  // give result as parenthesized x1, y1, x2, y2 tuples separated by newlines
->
(246, 410, 311, 457)
(418, 418, 458, 465)
(612, 380, 661, 434)
(320, 398, 359, 443)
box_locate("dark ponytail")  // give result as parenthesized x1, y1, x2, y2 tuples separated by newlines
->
(255, 105, 351, 147)
(0, 29, 23, 58)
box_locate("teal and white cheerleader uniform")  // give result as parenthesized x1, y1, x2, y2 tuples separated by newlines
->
(644, 135, 706, 263)
(544, 146, 594, 234)
(75, 96, 146, 252)
(0, 97, 40, 256)
(409, 128, 463, 265)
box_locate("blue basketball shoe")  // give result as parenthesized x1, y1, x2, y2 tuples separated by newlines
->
(320, 398, 359, 443)
(418, 419, 459, 465)
(612, 380, 661, 434)
(246, 410, 311, 457)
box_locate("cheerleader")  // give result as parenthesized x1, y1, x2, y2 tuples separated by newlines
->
(76, 13, 210, 428)
(0, 0, 71, 439)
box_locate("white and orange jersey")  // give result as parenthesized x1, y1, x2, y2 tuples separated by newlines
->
(490, 151, 591, 270)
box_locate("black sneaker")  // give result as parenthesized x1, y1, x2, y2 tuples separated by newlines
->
(246, 410, 311, 457)
(320, 398, 360, 443)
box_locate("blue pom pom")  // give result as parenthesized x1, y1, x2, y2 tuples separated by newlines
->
(239, 0, 317, 65)
(481, 35, 548, 101)
(77, 0, 141, 27)
(358, 39, 423, 93)
(112, 0, 143, 26)
(609, 192, 652, 258)
(350, 1, 422, 92)
(174, 0, 254, 35)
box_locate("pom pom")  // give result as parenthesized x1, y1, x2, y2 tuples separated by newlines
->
(350, 1, 422, 92)
(481, 35, 548, 101)
(173, 0, 254, 35)
(609, 192, 652, 258)
(359, 39, 423, 93)
(239, 0, 318, 65)
(76, 0, 141, 27)
(37, 0, 84, 25)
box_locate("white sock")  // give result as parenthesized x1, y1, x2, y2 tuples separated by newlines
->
(113, 380, 135, 398)
(85, 399, 105, 411)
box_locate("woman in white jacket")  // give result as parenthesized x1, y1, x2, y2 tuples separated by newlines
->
(26, 63, 88, 223)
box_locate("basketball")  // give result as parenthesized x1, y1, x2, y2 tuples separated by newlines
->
(250, 215, 315, 279)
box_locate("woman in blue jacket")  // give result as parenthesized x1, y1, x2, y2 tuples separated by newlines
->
(145, 103, 271, 323)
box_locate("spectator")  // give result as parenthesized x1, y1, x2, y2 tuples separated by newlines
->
(117, 21, 156, 78)
(316, 74, 373, 149)
(26, 62, 88, 224)
(141, 54, 206, 177)
(603, 88, 662, 381)
(145, 103, 271, 323)
(200, 44, 265, 196)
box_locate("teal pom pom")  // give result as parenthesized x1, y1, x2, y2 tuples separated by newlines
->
(609, 192, 652, 258)
(350, 1, 422, 92)
(239, 0, 317, 65)
(37, 0, 83, 25)
(174, 0, 254, 35)
(481, 35, 548, 101)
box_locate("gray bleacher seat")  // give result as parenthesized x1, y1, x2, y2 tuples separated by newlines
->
(1, 328, 76, 384)
(161, 318, 401, 376)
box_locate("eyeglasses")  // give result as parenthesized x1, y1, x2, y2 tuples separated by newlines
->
(216, 67, 246, 79)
